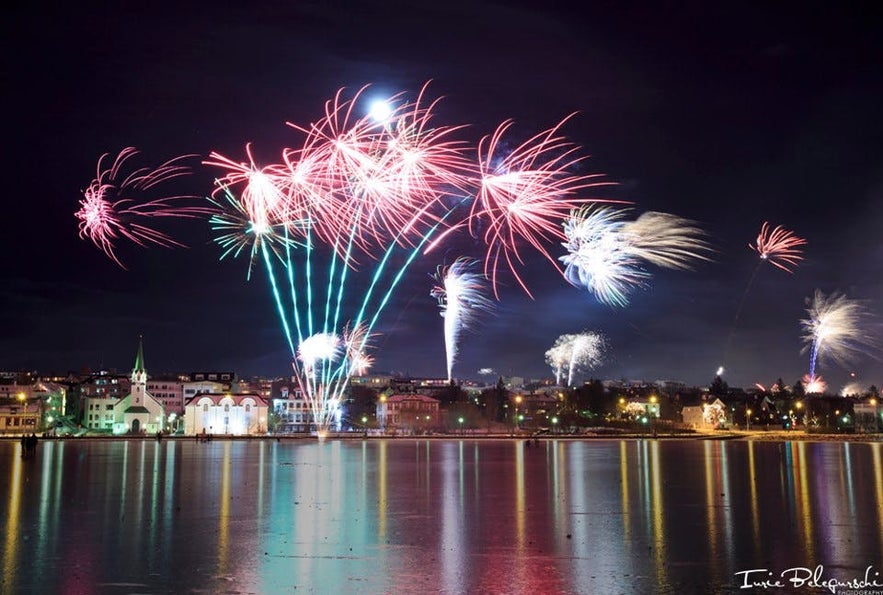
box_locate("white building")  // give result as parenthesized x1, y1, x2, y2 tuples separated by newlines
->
(183, 393, 270, 436)
(271, 383, 313, 433)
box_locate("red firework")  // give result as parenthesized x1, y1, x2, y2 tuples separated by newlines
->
(76, 148, 209, 268)
(469, 115, 615, 298)
(749, 221, 807, 273)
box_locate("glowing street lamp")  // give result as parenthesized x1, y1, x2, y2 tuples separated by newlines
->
(746, 408, 752, 432)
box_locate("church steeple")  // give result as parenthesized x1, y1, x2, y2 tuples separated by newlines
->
(131, 336, 148, 404)
(133, 335, 146, 376)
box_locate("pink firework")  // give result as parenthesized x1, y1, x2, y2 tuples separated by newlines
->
(469, 115, 616, 298)
(204, 144, 291, 234)
(749, 222, 806, 273)
(76, 148, 209, 268)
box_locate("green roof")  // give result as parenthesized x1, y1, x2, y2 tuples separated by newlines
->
(124, 406, 150, 414)
(134, 335, 145, 373)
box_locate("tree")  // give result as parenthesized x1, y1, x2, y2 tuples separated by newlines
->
(792, 380, 806, 398)
(573, 379, 608, 416)
(492, 377, 509, 422)
(869, 385, 880, 398)
(709, 375, 728, 397)
(347, 385, 378, 426)
(437, 380, 466, 405)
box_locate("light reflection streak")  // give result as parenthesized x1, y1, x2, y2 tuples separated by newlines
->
(720, 442, 733, 564)
(747, 441, 760, 553)
(795, 442, 815, 562)
(135, 441, 147, 529)
(148, 441, 160, 566)
(257, 441, 265, 520)
(36, 441, 54, 570)
(842, 443, 855, 517)
(218, 441, 231, 576)
(441, 442, 465, 595)
(871, 443, 883, 551)
(703, 441, 719, 577)
(1, 451, 23, 590)
(620, 440, 630, 546)
(377, 440, 387, 540)
(649, 441, 668, 588)
(514, 441, 527, 586)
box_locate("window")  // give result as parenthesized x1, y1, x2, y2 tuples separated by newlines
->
(203, 404, 209, 412)
(224, 404, 230, 412)
(245, 404, 251, 412)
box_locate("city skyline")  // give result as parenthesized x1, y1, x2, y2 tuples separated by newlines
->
(3, 2, 882, 390)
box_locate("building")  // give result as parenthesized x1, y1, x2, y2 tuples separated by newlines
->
(0, 393, 40, 435)
(271, 380, 312, 433)
(183, 392, 270, 436)
(682, 397, 729, 429)
(82, 338, 165, 434)
(376, 394, 440, 434)
(147, 376, 185, 416)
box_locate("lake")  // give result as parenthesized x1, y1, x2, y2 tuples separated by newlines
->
(1, 438, 881, 594)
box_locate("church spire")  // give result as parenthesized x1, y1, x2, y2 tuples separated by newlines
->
(131, 336, 148, 396)
(134, 335, 146, 374)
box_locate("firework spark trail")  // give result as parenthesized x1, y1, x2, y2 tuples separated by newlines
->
(560, 206, 711, 306)
(732, 222, 807, 327)
(800, 290, 878, 384)
(720, 221, 808, 376)
(76, 148, 210, 268)
(431, 257, 494, 381)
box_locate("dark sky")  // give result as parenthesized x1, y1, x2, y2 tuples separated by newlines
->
(3, 1, 882, 390)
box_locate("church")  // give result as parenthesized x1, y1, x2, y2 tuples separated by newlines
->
(83, 337, 166, 434)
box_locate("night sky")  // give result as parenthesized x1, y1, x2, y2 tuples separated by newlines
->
(3, 1, 882, 390)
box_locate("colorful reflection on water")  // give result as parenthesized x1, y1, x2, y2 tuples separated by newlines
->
(1, 438, 881, 594)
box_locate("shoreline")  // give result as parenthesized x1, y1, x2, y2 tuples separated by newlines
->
(2, 430, 880, 443)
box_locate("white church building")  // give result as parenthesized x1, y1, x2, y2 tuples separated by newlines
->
(83, 337, 165, 434)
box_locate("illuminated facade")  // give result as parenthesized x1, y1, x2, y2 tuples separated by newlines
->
(183, 393, 269, 436)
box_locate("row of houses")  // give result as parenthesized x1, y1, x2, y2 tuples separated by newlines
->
(2, 339, 448, 437)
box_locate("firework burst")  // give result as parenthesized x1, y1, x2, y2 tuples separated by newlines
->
(76, 148, 209, 268)
(560, 206, 711, 306)
(800, 290, 878, 382)
(469, 116, 616, 298)
(749, 222, 806, 273)
(205, 85, 473, 435)
(545, 332, 607, 386)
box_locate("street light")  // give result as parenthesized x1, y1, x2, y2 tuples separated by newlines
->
(746, 408, 752, 431)
(458, 416, 464, 434)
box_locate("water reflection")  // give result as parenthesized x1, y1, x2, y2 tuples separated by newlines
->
(1, 438, 881, 594)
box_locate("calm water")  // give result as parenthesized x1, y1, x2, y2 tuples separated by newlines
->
(1, 438, 881, 594)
